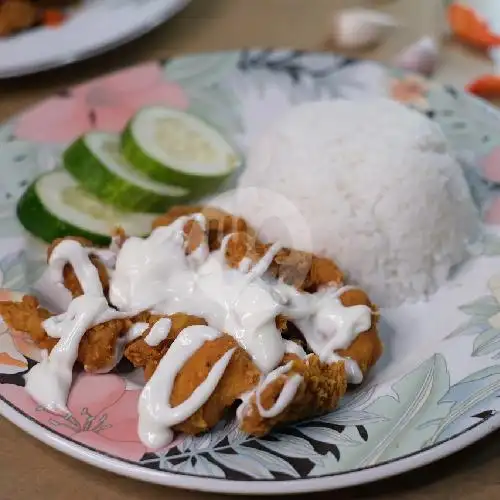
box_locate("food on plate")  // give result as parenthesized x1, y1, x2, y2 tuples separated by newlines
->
(0, 0, 73, 37)
(16, 107, 240, 243)
(122, 107, 241, 192)
(63, 132, 192, 213)
(218, 98, 480, 306)
(239, 354, 346, 436)
(152, 204, 250, 251)
(0, 206, 382, 447)
(17, 170, 157, 246)
(0, 295, 130, 374)
(47, 236, 112, 298)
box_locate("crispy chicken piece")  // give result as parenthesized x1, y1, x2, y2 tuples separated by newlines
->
(78, 318, 131, 373)
(152, 205, 251, 252)
(125, 315, 261, 435)
(337, 288, 382, 377)
(47, 236, 110, 298)
(0, 296, 54, 350)
(225, 233, 382, 376)
(171, 336, 261, 435)
(239, 354, 347, 436)
(0, 296, 131, 373)
(224, 232, 344, 292)
(124, 312, 208, 380)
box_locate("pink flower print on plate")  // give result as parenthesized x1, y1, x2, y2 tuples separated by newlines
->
(15, 62, 189, 143)
(0, 373, 164, 461)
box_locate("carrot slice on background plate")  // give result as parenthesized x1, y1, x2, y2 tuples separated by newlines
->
(448, 3, 500, 50)
(41, 9, 66, 27)
(467, 75, 500, 98)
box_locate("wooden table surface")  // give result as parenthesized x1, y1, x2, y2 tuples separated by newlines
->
(1, 0, 499, 498)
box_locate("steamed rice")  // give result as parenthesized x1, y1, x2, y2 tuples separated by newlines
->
(213, 98, 480, 306)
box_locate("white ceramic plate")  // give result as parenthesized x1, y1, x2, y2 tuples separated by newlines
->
(0, 0, 190, 78)
(1, 50, 500, 494)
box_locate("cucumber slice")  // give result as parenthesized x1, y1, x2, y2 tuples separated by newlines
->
(122, 106, 240, 191)
(63, 132, 190, 213)
(17, 170, 155, 245)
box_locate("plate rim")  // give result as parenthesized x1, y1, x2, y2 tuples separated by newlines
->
(1, 395, 498, 494)
(0, 0, 191, 79)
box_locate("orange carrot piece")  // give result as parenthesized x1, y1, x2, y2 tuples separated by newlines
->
(467, 75, 500, 99)
(448, 4, 500, 50)
(42, 9, 65, 27)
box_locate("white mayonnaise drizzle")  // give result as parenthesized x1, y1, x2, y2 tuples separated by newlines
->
(138, 325, 235, 448)
(284, 339, 307, 359)
(109, 216, 191, 311)
(33, 213, 374, 443)
(25, 295, 127, 413)
(276, 284, 370, 384)
(125, 322, 150, 342)
(90, 248, 118, 270)
(49, 240, 104, 297)
(236, 342, 306, 422)
(110, 219, 286, 373)
(110, 215, 371, 379)
(255, 362, 303, 418)
(144, 318, 172, 347)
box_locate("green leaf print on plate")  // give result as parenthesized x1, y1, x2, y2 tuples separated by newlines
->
(426, 365, 500, 445)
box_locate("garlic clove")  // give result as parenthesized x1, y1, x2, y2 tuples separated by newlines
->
(393, 36, 439, 76)
(332, 8, 399, 50)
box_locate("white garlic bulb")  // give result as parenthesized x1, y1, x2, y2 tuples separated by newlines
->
(393, 36, 439, 76)
(332, 8, 399, 50)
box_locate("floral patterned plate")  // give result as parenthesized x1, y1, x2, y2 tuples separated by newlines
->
(0, 0, 190, 78)
(2, 50, 500, 494)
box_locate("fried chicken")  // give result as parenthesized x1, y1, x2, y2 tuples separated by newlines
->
(0, 203, 385, 444)
(223, 231, 344, 292)
(0, 296, 54, 350)
(239, 354, 347, 436)
(337, 288, 382, 377)
(47, 236, 110, 298)
(152, 205, 251, 252)
(124, 312, 208, 380)
(171, 336, 261, 435)
(124, 315, 261, 435)
(0, 296, 130, 373)
(130, 325, 350, 438)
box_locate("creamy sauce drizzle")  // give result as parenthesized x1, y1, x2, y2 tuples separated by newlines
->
(255, 362, 303, 418)
(126, 322, 150, 342)
(236, 341, 307, 422)
(111, 221, 286, 373)
(49, 240, 104, 297)
(23, 213, 374, 446)
(144, 318, 172, 346)
(138, 325, 235, 448)
(276, 284, 370, 384)
(25, 295, 123, 413)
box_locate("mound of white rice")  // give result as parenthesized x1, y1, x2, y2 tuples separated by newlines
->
(213, 98, 480, 306)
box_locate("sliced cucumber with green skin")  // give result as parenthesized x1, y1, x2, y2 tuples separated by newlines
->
(63, 132, 191, 213)
(121, 106, 241, 191)
(17, 170, 156, 245)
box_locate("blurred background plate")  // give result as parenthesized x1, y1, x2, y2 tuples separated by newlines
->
(0, 0, 191, 78)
